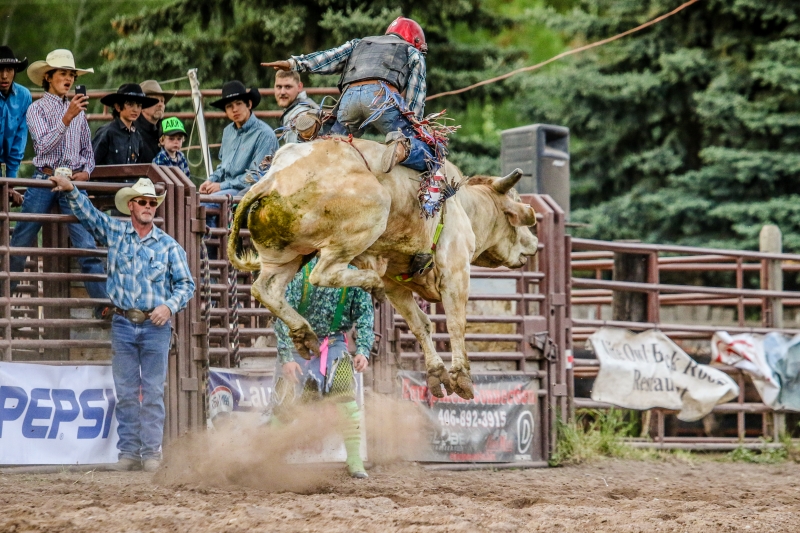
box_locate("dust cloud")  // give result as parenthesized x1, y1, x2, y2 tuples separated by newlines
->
(154, 393, 432, 493)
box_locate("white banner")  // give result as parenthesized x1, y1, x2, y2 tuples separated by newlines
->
(0, 362, 118, 465)
(711, 332, 780, 407)
(588, 328, 739, 421)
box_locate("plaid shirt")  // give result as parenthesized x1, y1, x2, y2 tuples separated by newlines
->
(290, 39, 427, 120)
(153, 148, 191, 178)
(274, 257, 375, 364)
(27, 92, 95, 174)
(64, 187, 195, 315)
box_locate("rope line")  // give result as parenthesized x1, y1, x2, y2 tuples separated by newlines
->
(426, 0, 702, 101)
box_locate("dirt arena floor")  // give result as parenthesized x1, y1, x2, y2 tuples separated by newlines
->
(2, 457, 799, 532)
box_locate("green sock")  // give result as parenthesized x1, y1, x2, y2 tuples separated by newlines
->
(336, 400, 364, 474)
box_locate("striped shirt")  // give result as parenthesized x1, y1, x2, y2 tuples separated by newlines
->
(27, 92, 95, 174)
(290, 39, 427, 120)
(209, 112, 278, 191)
(64, 187, 195, 315)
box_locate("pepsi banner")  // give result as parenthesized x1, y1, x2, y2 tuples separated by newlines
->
(398, 371, 539, 462)
(0, 362, 118, 465)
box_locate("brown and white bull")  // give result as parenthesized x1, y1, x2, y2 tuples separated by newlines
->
(227, 138, 538, 400)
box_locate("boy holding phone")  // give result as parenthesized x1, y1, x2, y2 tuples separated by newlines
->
(11, 49, 109, 312)
(152, 117, 190, 178)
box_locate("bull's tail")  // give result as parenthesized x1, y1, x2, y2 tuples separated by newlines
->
(226, 190, 261, 272)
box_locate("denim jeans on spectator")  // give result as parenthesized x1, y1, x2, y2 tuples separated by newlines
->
(111, 314, 172, 461)
(329, 83, 435, 171)
(202, 186, 251, 229)
(9, 171, 108, 299)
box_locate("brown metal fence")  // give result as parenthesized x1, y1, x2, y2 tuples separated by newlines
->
(571, 237, 800, 449)
(1, 164, 206, 441)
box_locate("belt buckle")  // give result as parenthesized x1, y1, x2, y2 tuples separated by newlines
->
(125, 309, 146, 324)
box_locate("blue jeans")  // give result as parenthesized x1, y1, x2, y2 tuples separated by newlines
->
(203, 186, 251, 229)
(9, 171, 108, 300)
(111, 314, 172, 460)
(329, 83, 434, 172)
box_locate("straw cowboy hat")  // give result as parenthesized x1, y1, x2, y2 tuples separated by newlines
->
(0, 46, 27, 72)
(27, 49, 94, 86)
(139, 79, 176, 104)
(100, 83, 159, 109)
(115, 178, 166, 215)
(209, 80, 261, 110)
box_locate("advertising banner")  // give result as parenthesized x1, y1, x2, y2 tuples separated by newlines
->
(588, 327, 739, 421)
(397, 371, 538, 462)
(713, 331, 800, 411)
(0, 362, 118, 465)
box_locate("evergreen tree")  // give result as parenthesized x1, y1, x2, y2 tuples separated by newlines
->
(521, 0, 800, 251)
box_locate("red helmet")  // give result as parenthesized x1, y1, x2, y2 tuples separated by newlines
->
(386, 17, 427, 54)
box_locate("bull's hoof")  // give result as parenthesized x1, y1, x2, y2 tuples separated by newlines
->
(290, 327, 320, 360)
(450, 368, 474, 400)
(427, 365, 453, 398)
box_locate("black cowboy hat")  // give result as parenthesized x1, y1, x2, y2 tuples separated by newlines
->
(100, 83, 159, 109)
(209, 80, 261, 110)
(0, 46, 27, 72)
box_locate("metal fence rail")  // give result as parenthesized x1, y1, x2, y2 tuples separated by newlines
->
(570, 236, 800, 448)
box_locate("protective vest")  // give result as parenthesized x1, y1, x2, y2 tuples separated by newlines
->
(338, 35, 411, 91)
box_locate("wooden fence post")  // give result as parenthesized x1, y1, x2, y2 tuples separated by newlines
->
(760, 224, 785, 439)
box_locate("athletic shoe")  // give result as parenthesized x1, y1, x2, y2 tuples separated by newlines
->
(143, 459, 161, 473)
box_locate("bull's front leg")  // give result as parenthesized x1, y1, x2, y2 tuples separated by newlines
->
(251, 256, 319, 359)
(439, 258, 474, 400)
(384, 281, 452, 398)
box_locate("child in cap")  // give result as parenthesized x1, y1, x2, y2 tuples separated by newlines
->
(153, 117, 191, 178)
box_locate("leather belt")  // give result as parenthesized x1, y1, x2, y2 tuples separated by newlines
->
(38, 166, 83, 176)
(346, 80, 399, 93)
(115, 307, 153, 324)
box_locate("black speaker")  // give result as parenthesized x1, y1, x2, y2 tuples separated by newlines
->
(500, 124, 570, 218)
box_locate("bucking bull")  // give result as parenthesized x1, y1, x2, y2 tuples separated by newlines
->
(227, 138, 538, 400)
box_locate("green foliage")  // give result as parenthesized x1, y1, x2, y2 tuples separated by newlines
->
(520, 0, 800, 250)
(724, 444, 788, 464)
(550, 408, 642, 465)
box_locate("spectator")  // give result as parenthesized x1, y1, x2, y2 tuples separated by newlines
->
(200, 80, 278, 198)
(136, 80, 174, 163)
(92, 84, 158, 166)
(0, 45, 31, 185)
(152, 117, 190, 178)
(49, 175, 195, 472)
(274, 70, 319, 144)
(11, 49, 108, 311)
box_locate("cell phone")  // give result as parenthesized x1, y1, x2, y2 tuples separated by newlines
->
(75, 85, 86, 97)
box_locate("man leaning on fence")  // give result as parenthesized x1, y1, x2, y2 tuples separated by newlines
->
(8, 49, 109, 313)
(49, 175, 196, 472)
(135, 80, 174, 164)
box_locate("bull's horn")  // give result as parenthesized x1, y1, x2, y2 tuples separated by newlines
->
(493, 168, 523, 194)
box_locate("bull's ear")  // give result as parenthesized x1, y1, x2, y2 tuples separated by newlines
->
(493, 169, 523, 194)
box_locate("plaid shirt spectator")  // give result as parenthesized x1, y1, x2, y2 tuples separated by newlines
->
(290, 39, 427, 120)
(153, 147, 191, 178)
(64, 187, 195, 314)
(27, 91, 95, 173)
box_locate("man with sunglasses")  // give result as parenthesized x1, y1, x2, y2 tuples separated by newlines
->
(263, 17, 434, 173)
(49, 175, 196, 473)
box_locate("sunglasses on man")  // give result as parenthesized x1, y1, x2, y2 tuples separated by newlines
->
(134, 199, 159, 207)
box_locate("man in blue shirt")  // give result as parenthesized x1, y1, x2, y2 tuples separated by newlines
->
(50, 175, 196, 473)
(0, 45, 31, 181)
(200, 80, 278, 197)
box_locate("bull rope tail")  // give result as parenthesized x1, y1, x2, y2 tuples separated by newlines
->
(225, 194, 241, 368)
(226, 190, 261, 272)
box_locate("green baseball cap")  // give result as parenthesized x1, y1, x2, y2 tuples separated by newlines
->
(160, 117, 187, 137)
